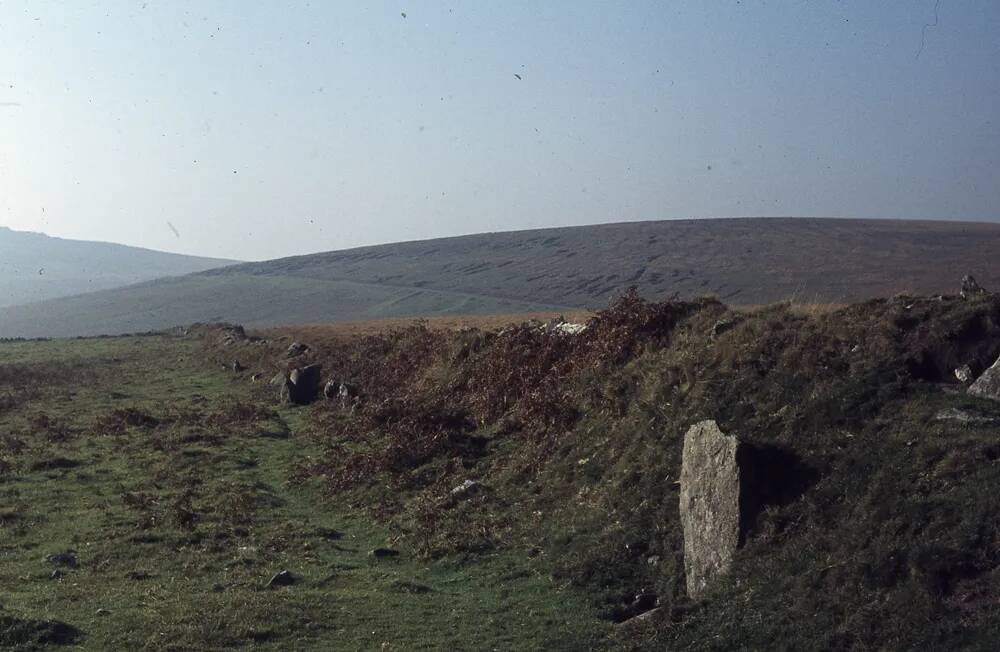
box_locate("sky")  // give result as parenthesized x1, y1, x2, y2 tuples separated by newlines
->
(1, 1, 998, 261)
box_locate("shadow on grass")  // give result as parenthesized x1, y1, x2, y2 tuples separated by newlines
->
(0, 615, 81, 648)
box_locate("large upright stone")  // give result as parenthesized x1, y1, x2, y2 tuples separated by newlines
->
(679, 420, 743, 600)
(968, 355, 1000, 402)
(287, 363, 322, 405)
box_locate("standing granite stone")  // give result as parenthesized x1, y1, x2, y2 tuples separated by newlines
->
(288, 363, 322, 405)
(969, 355, 1000, 402)
(679, 420, 743, 600)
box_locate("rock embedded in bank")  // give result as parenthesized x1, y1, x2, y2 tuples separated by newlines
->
(679, 420, 743, 600)
(960, 275, 988, 300)
(968, 355, 1000, 402)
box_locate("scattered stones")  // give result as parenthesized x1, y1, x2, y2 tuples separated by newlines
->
(679, 421, 743, 600)
(450, 479, 483, 498)
(960, 275, 988, 299)
(324, 379, 360, 406)
(710, 316, 741, 340)
(45, 551, 78, 568)
(551, 321, 588, 335)
(934, 408, 998, 425)
(267, 570, 296, 588)
(968, 355, 1000, 402)
(955, 365, 974, 384)
(614, 592, 659, 623)
(286, 342, 310, 358)
(219, 325, 247, 346)
(508, 317, 588, 336)
(339, 381, 360, 404)
(369, 548, 400, 560)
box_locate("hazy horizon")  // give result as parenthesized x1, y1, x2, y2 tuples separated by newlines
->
(7, 214, 1000, 263)
(2, 1, 998, 260)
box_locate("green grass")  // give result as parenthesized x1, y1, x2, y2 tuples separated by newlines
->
(0, 336, 608, 650)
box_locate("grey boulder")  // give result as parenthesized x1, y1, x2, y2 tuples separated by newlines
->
(968, 355, 1000, 402)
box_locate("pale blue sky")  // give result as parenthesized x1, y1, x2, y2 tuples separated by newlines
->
(1, 1, 998, 260)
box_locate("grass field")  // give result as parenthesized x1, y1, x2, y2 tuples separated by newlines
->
(0, 335, 607, 650)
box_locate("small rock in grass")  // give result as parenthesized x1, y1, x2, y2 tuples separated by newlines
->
(267, 570, 296, 588)
(45, 551, 78, 568)
(369, 548, 400, 560)
(450, 479, 483, 498)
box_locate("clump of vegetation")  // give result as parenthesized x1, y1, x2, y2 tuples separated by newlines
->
(92, 407, 159, 436)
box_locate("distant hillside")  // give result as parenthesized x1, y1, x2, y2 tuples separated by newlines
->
(210, 217, 1000, 306)
(0, 274, 559, 338)
(0, 226, 234, 308)
(3, 218, 1000, 338)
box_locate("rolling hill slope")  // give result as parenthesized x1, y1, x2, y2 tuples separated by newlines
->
(210, 217, 1000, 306)
(0, 274, 560, 338)
(0, 226, 234, 308)
(3, 218, 1000, 338)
